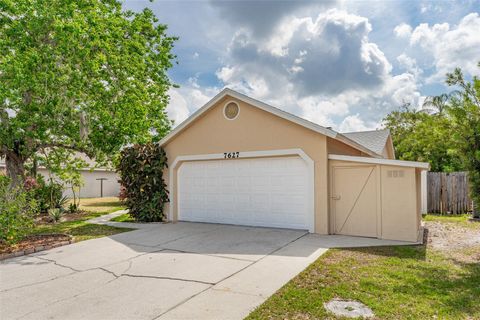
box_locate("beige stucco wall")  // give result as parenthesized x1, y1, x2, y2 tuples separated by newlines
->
(381, 136, 395, 159)
(329, 160, 421, 242)
(380, 165, 420, 241)
(327, 137, 368, 156)
(162, 95, 330, 234)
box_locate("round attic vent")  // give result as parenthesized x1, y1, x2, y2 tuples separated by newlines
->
(224, 101, 240, 120)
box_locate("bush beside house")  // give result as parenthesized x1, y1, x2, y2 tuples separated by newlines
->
(117, 143, 169, 222)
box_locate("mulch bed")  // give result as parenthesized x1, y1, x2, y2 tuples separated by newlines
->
(35, 210, 89, 224)
(0, 234, 73, 260)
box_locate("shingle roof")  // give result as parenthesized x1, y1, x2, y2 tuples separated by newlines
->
(341, 129, 390, 155)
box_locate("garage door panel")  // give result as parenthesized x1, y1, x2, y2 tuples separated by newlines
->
(236, 177, 251, 191)
(205, 176, 219, 190)
(178, 157, 309, 230)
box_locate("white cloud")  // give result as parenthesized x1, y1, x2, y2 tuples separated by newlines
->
(339, 114, 376, 132)
(210, 1, 336, 38)
(166, 89, 190, 125)
(297, 96, 350, 128)
(222, 9, 392, 97)
(394, 23, 412, 38)
(396, 53, 423, 77)
(167, 83, 219, 126)
(215, 9, 420, 131)
(409, 12, 480, 81)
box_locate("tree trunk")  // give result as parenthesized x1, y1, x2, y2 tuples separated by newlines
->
(5, 151, 26, 188)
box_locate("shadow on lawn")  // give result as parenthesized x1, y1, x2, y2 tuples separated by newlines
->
(339, 228, 429, 261)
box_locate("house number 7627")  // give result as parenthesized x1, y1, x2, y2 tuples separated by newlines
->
(224, 152, 240, 159)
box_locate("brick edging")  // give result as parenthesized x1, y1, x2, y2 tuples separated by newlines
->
(0, 234, 74, 261)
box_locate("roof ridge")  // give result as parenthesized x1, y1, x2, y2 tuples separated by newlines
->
(342, 128, 389, 134)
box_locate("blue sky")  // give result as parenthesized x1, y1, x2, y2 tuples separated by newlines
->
(123, 0, 480, 132)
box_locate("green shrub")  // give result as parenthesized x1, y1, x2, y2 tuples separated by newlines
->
(68, 203, 78, 213)
(117, 143, 169, 222)
(31, 175, 64, 213)
(53, 195, 69, 211)
(0, 175, 37, 245)
(48, 208, 63, 223)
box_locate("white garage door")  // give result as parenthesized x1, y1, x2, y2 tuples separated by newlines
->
(178, 156, 310, 230)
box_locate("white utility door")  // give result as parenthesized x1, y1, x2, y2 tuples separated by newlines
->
(332, 166, 378, 238)
(178, 156, 310, 230)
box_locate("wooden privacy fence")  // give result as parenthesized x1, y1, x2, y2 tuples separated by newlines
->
(427, 172, 472, 214)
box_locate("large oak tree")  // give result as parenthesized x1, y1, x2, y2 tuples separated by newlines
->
(0, 0, 176, 186)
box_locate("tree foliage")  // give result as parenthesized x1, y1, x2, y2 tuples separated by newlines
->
(383, 104, 462, 172)
(117, 143, 169, 222)
(422, 93, 451, 115)
(445, 64, 480, 215)
(0, 0, 177, 186)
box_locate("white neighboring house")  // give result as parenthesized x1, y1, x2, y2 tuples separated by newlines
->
(0, 157, 120, 198)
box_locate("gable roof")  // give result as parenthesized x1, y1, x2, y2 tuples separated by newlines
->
(342, 129, 391, 155)
(159, 88, 383, 158)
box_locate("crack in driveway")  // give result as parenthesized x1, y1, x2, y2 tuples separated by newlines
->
(11, 264, 215, 320)
(2, 216, 319, 320)
(152, 231, 310, 319)
(35, 256, 83, 272)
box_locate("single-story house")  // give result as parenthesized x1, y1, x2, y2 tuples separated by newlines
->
(0, 157, 120, 198)
(159, 88, 429, 242)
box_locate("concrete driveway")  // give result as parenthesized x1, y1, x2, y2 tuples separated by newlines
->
(0, 218, 414, 320)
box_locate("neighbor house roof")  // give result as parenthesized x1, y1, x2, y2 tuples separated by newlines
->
(342, 129, 391, 155)
(159, 88, 383, 158)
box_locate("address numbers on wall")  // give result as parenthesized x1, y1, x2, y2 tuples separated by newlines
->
(224, 152, 240, 159)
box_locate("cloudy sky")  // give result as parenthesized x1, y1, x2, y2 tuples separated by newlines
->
(123, 0, 480, 132)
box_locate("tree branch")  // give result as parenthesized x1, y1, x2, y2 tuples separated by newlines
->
(37, 143, 91, 156)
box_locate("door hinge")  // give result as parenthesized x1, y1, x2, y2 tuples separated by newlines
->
(331, 195, 341, 200)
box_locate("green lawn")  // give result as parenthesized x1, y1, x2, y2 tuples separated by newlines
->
(110, 213, 136, 223)
(247, 216, 480, 319)
(70, 196, 126, 214)
(33, 197, 132, 242)
(423, 213, 476, 228)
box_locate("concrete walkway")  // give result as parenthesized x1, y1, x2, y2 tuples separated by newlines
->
(0, 213, 416, 320)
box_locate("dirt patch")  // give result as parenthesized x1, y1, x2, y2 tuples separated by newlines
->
(425, 221, 480, 250)
(424, 220, 480, 263)
(35, 210, 90, 224)
(0, 234, 72, 255)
